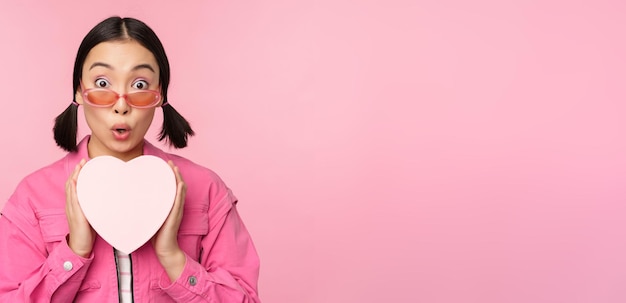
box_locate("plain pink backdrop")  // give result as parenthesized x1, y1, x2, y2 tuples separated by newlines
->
(1, 1, 626, 302)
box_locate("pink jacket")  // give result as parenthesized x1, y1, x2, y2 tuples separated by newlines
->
(0, 137, 260, 302)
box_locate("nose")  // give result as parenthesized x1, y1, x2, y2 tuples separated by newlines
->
(112, 93, 130, 115)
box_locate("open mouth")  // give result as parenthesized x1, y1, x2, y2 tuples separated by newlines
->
(112, 127, 131, 140)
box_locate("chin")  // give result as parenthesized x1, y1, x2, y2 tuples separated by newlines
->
(110, 140, 142, 153)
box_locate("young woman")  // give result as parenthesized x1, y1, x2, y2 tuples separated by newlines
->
(0, 16, 260, 302)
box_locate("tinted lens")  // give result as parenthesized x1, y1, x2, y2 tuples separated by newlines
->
(86, 90, 118, 106)
(127, 91, 159, 107)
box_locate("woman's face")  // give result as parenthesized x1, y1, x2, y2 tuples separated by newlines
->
(76, 40, 161, 161)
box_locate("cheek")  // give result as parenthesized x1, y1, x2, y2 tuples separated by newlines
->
(135, 111, 156, 127)
(82, 108, 106, 127)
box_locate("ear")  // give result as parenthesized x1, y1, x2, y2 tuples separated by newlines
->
(75, 88, 84, 105)
(158, 87, 164, 106)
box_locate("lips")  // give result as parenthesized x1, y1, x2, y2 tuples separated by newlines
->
(111, 124, 131, 140)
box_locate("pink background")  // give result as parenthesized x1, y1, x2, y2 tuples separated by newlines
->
(1, 1, 625, 302)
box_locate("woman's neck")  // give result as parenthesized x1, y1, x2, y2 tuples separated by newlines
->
(86, 137, 144, 162)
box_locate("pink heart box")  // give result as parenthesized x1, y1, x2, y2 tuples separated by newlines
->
(76, 155, 176, 254)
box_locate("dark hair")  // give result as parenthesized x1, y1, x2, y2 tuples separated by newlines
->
(53, 16, 194, 152)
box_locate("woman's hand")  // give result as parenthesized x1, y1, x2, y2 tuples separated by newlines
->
(152, 160, 187, 281)
(66, 159, 96, 258)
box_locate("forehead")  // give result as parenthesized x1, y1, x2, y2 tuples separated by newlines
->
(83, 40, 159, 74)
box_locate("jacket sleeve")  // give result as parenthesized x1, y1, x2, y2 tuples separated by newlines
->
(0, 188, 94, 303)
(159, 190, 261, 302)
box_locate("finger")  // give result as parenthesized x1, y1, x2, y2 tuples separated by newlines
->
(175, 166, 183, 184)
(168, 176, 186, 229)
(168, 160, 184, 181)
(166, 160, 182, 202)
(66, 164, 80, 209)
(70, 165, 82, 199)
(178, 179, 186, 202)
(71, 159, 86, 184)
(68, 160, 89, 216)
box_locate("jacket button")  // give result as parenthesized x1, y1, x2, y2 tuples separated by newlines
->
(63, 261, 73, 271)
(188, 276, 197, 286)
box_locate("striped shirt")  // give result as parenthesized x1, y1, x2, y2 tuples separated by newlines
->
(115, 249, 133, 302)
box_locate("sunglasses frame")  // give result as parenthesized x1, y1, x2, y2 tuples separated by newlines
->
(80, 82, 162, 109)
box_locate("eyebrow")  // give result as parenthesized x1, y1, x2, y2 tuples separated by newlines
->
(89, 62, 156, 73)
(89, 62, 113, 70)
(132, 64, 156, 73)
